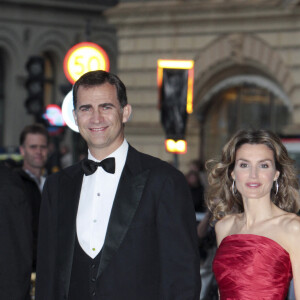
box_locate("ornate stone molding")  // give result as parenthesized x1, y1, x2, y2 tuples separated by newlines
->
(194, 33, 293, 102)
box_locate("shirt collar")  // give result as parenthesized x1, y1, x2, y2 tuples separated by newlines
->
(23, 168, 45, 191)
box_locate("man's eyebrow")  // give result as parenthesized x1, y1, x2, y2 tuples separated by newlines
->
(78, 104, 92, 110)
(99, 103, 116, 107)
(78, 103, 116, 110)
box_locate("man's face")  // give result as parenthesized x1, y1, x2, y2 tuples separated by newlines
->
(20, 133, 48, 171)
(73, 83, 131, 160)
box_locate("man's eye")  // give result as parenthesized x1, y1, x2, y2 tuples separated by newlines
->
(79, 107, 91, 112)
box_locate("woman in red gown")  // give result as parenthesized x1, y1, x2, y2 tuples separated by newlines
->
(206, 129, 300, 299)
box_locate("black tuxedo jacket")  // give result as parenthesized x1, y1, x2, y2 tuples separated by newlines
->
(0, 165, 32, 300)
(15, 168, 42, 271)
(35, 146, 201, 300)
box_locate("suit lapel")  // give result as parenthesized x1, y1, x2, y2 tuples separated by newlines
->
(97, 147, 150, 277)
(57, 164, 84, 295)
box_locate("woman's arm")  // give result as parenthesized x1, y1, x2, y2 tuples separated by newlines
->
(285, 215, 300, 299)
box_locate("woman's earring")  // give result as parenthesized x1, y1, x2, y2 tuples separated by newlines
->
(232, 180, 237, 195)
(275, 180, 279, 195)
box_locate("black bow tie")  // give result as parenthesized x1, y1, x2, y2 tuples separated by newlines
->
(81, 157, 115, 175)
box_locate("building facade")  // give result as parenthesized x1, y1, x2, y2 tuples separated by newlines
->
(1, 0, 300, 172)
(106, 0, 300, 171)
(0, 0, 117, 154)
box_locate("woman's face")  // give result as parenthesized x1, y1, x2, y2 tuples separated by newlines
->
(231, 143, 280, 202)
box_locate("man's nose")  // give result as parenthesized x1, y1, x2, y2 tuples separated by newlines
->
(91, 110, 104, 123)
(35, 147, 42, 154)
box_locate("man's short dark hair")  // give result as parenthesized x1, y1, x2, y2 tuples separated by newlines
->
(19, 124, 49, 146)
(72, 70, 128, 109)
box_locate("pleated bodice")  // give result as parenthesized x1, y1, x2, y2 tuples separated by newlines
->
(213, 234, 292, 300)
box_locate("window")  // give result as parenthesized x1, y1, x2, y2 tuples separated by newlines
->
(203, 83, 290, 161)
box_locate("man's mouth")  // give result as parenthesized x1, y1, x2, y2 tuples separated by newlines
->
(89, 127, 107, 132)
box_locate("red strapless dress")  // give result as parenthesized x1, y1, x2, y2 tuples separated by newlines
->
(213, 234, 292, 299)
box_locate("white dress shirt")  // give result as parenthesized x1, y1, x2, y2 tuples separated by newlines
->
(76, 140, 128, 258)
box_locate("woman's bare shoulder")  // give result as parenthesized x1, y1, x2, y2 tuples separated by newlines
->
(215, 214, 235, 229)
(215, 214, 239, 246)
(278, 212, 300, 253)
(279, 212, 300, 232)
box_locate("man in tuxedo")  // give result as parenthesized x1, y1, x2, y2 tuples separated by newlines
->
(35, 70, 201, 300)
(0, 165, 32, 299)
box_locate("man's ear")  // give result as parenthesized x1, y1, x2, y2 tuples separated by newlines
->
(19, 146, 24, 156)
(72, 110, 78, 125)
(122, 104, 132, 123)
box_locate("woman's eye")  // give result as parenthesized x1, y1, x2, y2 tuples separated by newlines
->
(240, 163, 248, 168)
(261, 163, 269, 168)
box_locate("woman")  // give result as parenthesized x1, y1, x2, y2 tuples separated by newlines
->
(206, 129, 300, 299)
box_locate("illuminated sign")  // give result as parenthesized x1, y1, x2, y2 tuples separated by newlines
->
(63, 42, 110, 84)
(157, 59, 194, 114)
(61, 90, 79, 132)
(43, 104, 66, 126)
(165, 139, 187, 154)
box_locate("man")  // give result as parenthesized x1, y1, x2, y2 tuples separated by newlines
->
(0, 164, 32, 299)
(36, 70, 201, 300)
(17, 123, 49, 271)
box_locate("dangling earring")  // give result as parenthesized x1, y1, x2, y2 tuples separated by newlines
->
(232, 180, 237, 195)
(275, 179, 279, 195)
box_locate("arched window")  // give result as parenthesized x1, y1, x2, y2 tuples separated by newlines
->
(199, 75, 291, 161)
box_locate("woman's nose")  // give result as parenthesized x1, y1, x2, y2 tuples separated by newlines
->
(249, 167, 258, 178)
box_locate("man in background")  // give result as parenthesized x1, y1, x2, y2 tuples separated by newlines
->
(16, 123, 49, 271)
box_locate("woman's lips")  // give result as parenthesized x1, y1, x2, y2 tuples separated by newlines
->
(246, 183, 261, 188)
